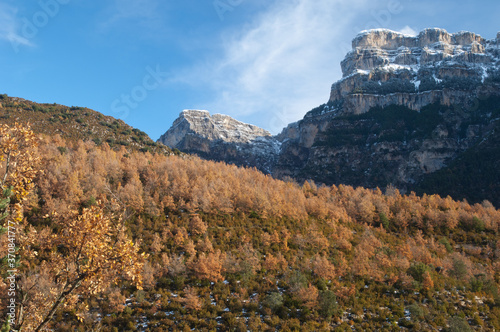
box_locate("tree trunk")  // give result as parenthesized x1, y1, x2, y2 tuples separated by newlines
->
(34, 274, 86, 332)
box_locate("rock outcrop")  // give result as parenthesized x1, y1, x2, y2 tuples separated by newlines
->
(159, 110, 272, 147)
(331, 28, 500, 112)
(158, 110, 281, 173)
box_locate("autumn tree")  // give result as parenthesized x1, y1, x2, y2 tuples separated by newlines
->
(422, 270, 434, 291)
(297, 284, 319, 309)
(188, 214, 208, 236)
(312, 254, 336, 281)
(0, 124, 145, 331)
(179, 286, 202, 311)
(0, 123, 40, 331)
(150, 232, 163, 253)
(189, 250, 225, 282)
(16, 203, 145, 331)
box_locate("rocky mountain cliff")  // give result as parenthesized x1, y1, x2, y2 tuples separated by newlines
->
(158, 110, 281, 173)
(327, 28, 500, 115)
(159, 28, 500, 206)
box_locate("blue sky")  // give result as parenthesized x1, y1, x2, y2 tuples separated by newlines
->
(1, 0, 499, 139)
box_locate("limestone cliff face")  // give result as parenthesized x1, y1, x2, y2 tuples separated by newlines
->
(274, 28, 500, 204)
(331, 28, 500, 113)
(159, 110, 272, 147)
(158, 110, 280, 173)
(342, 28, 493, 77)
(342, 88, 485, 115)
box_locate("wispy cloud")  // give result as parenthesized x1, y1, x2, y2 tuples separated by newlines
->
(100, 0, 165, 30)
(397, 25, 417, 36)
(0, 3, 34, 49)
(174, 0, 372, 132)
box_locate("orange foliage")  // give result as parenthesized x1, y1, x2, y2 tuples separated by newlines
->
(179, 287, 202, 311)
(189, 250, 225, 282)
(312, 255, 336, 281)
(263, 253, 288, 272)
(189, 214, 208, 236)
(29, 133, 500, 237)
(0, 123, 144, 332)
(297, 284, 319, 309)
(422, 271, 434, 291)
(1, 118, 499, 331)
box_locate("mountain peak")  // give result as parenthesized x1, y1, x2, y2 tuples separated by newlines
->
(159, 110, 271, 149)
(158, 110, 280, 173)
(180, 109, 210, 116)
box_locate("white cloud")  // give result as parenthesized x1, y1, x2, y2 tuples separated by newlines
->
(175, 0, 371, 133)
(0, 4, 35, 50)
(398, 25, 417, 36)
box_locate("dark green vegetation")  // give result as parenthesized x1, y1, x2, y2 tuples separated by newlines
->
(345, 68, 484, 95)
(315, 103, 443, 147)
(416, 96, 500, 207)
(300, 96, 500, 208)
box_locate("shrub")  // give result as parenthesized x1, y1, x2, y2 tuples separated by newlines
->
(446, 316, 472, 332)
(439, 237, 453, 253)
(442, 76, 481, 91)
(379, 213, 390, 229)
(450, 257, 468, 281)
(318, 290, 338, 318)
(472, 216, 485, 232)
(117, 140, 130, 146)
(469, 277, 483, 292)
(360, 78, 416, 95)
(57, 146, 67, 155)
(486, 68, 500, 83)
(263, 292, 283, 311)
(407, 262, 430, 283)
(408, 303, 424, 319)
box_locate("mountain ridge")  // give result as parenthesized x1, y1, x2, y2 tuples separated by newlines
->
(158, 109, 281, 173)
(0, 94, 171, 154)
(159, 28, 500, 207)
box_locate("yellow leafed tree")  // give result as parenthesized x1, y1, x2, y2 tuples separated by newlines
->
(0, 123, 145, 332)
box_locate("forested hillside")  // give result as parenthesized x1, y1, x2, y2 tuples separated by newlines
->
(0, 94, 169, 154)
(1, 123, 499, 331)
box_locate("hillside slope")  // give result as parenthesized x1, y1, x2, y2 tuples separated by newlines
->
(0, 94, 170, 154)
(2, 127, 498, 331)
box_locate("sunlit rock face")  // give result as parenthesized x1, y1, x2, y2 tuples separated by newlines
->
(331, 28, 500, 113)
(159, 110, 272, 147)
(158, 110, 281, 173)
